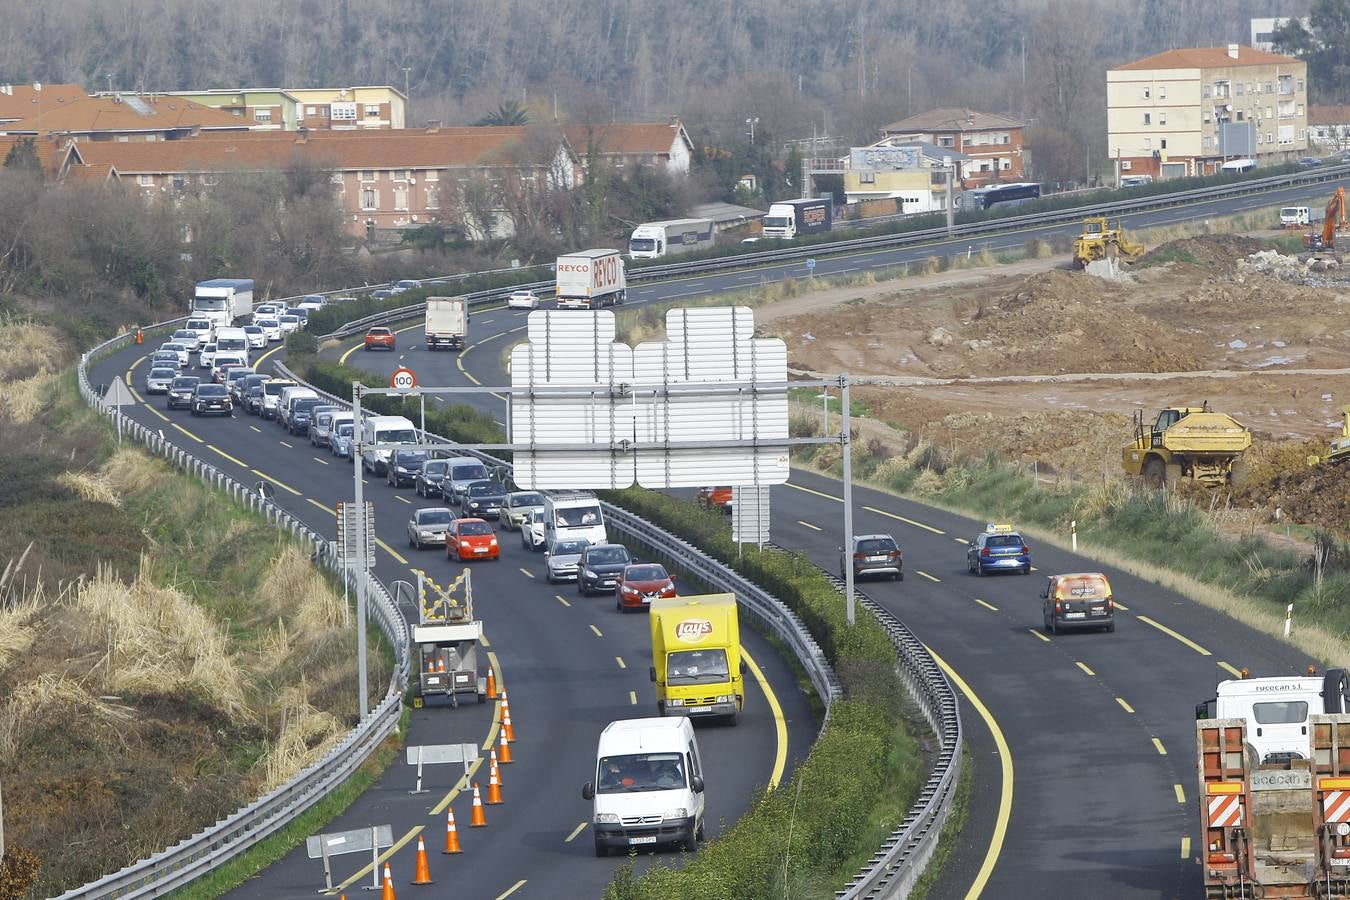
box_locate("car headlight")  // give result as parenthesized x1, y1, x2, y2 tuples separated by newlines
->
(664, 808, 687, 821)
(623, 585, 639, 594)
(583, 569, 596, 578)
(715, 695, 731, 704)
(594, 813, 620, 824)
(460, 541, 472, 547)
(468, 501, 480, 508)
(396, 466, 410, 474)
(667, 698, 684, 707)
(489, 538, 498, 546)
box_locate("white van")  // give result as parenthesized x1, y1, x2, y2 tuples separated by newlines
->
(360, 415, 418, 475)
(543, 491, 607, 547)
(214, 326, 250, 361)
(276, 386, 318, 431)
(581, 717, 706, 857)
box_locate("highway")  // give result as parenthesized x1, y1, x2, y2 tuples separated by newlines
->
(320, 174, 1340, 898)
(88, 340, 818, 900)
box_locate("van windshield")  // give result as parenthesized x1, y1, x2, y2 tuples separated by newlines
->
(597, 752, 686, 794)
(217, 338, 246, 351)
(667, 649, 729, 684)
(1254, 701, 1308, 724)
(451, 464, 488, 481)
(377, 428, 417, 444)
(555, 505, 602, 527)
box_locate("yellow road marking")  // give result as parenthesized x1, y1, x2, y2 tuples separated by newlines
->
(1153, 738, 1167, 755)
(455, 353, 483, 387)
(1117, 697, 1135, 714)
(494, 880, 527, 900)
(785, 481, 840, 502)
(251, 468, 302, 495)
(1181, 836, 1191, 860)
(1218, 661, 1243, 677)
(862, 504, 946, 534)
(480, 634, 491, 648)
(743, 647, 787, 790)
(974, 598, 998, 611)
(306, 498, 335, 515)
(518, 567, 534, 578)
(253, 343, 285, 368)
(589, 624, 603, 637)
(564, 822, 588, 843)
(207, 444, 246, 467)
(376, 538, 408, 565)
(629, 690, 638, 705)
(927, 645, 1012, 900)
(249, 425, 261, 433)
(797, 520, 822, 531)
(326, 825, 425, 894)
(1029, 629, 1050, 642)
(954, 537, 970, 544)
(338, 340, 364, 366)
(126, 354, 146, 382)
(916, 570, 941, 583)
(171, 422, 204, 443)
(313, 456, 328, 465)
(1076, 661, 1096, 676)
(129, 386, 145, 403)
(145, 405, 170, 422)
(279, 440, 293, 448)
(556, 595, 571, 608)
(1137, 615, 1211, 656)
(615, 656, 626, 669)
(1174, 784, 1186, 803)
(1112, 601, 1129, 611)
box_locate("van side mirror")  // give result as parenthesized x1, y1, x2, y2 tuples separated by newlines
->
(582, 782, 595, 801)
(740, 660, 747, 675)
(1196, 699, 1215, 720)
(649, 667, 657, 683)
(691, 775, 704, 794)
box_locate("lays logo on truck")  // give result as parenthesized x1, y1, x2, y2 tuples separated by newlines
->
(675, 619, 713, 643)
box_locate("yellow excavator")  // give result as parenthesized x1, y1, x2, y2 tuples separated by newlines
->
(1307, 405, 1350, 466)
(1121, 403, 1252, 488)
(1073, 216, 1146, 268)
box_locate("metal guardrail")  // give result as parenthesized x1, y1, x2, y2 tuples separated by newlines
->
(66, 327, 411, 900)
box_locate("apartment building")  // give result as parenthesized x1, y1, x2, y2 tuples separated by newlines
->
(286, 87, 406, 130)
(168, 89, 300, 130)
(840, 141, 969, 211)
(1108, 44, 1309, 179)
(877, 108, 1025, 188)
(561, 120, 694, 176)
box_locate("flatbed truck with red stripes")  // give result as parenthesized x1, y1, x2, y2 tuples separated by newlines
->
(1196, 669, 1350, 898)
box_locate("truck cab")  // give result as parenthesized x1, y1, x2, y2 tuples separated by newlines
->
(649, 593, 743, 724)
(543, 491, 607, 547)
(1202, 672, 1350, 764)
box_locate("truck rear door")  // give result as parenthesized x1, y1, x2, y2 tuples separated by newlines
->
(1053, 575, 1112, 623)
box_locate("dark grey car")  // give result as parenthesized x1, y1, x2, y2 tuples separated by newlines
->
(577, 544, 632, 596)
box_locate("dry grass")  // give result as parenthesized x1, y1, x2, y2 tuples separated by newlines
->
(0, 316, 67, 423)
(74, 560, 254, 721)
(257, 546, 346, 638)
(102, 447, 165, 496)
(0, 673, 134, 762)
(56, 470, 121, 507)
(260, 683, 345, 789)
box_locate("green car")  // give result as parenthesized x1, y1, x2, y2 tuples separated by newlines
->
(501, 491, 546, 530)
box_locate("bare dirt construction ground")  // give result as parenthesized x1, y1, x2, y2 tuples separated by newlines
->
(763, 234, 1350, 532)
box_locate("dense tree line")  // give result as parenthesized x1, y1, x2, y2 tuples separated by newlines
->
(0, 0, 1289, 185)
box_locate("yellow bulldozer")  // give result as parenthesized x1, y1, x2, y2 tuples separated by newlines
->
(1307, 405, 1350, 466)
(1073, 216, 1146, 268)
(1121, 403, 1252, 488)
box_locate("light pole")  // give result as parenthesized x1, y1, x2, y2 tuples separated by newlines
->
(746, 117, 759, 146)
(401, 66, 412, 123)
(816, 391, 830, 434)
(105, 73, 113, 95)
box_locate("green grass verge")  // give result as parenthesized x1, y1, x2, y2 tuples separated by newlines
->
(167, 705, 411, 900)
(909, 748, 973, 900)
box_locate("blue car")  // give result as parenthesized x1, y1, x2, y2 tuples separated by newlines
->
(967, 524, 1031, 576)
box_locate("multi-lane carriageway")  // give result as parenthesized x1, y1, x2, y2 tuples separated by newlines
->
(97, 179, 1345, 899)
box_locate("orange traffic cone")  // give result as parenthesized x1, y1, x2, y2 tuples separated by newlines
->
(381, 862, 396, 900)
(501, 694, 516, 742)
(490, 750, 502, 783)
(442, 808, 462, 854)
(487, 764, 503, 805)
(411, 835, 433, 885)
(470, 784, 487, 827)
(498, 727, 513, 764)
(485, 666, 497, 699)
(437, 657, 446, 673)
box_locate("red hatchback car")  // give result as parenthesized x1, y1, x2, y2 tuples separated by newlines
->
(364, 327, 396, 351)
(447, 518, 499, 561)
(615, 563, 676, 613)
(696, 486, 733, 513)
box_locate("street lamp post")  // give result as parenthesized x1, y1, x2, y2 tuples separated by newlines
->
(746, 117, 759, 146)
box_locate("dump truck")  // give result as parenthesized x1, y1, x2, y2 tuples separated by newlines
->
(1121, 403, 1252, 488)
(1072, 216, 1146, 268)
(649, 593, 743, 725)
(424, 295, 468, 350)
(411, 568, 485, 707)
(1195, 669, 1350, 898)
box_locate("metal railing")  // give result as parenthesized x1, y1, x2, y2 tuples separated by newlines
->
(67, 327, 410, 900)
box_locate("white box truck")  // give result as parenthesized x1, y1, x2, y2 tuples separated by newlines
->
(192, 279, 254, 329)
(627, 218, 715, 259)
(760, 198, 832, 240)
(424, 296, 469, 350)
(555, 249, 625, 309)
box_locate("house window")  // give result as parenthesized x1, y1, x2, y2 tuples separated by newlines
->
(1142, 86, 1151, 99)
(393, 185, 409, 210)
(1237, 111, 1245, 121)
(202, 174, 219, 186)
(330, 173, 344, 184)
(395, 170, 410, 181)
(1159, 86, 1167, 99)
(138, 175, 153, 187)
(1256, 132, 1263, 145)
(364, 103, 381, 117)
(1160, 139, 1167, 150)
(254, 109, 273, 123)
(1143, 113, 1151, 125)
(860, 171, 875, 184)
(1236, 83, 1245, 96)
(1298, 79, 1305, 92)
(306, 106, 318, 115)
(426, 185, 439, 209)
(1159, 113, 1167, 125)
(1266, 82, 1273, 93)
(1266, 106, 1273, 119)
(172, 176, 185, 190)
(938, 136, 954, 147)
(1254, 82, 1261, 94)
(360, 170, 376, 181)
(1298, 104, 1304, 115)
(1204, 113, 1212, 123)
(1203, 136, 1214, 149)
(1267, 132, 1274, 143)
(361, 187, 377, 209)
(1203, 86, 1212, 99)
(1001, 160, 1011, 170)
(1299, 128, 1306, 139)
(425, 171, 439, 181)
(331, 102, 357, 121)
(1144, 138, 1152, 149)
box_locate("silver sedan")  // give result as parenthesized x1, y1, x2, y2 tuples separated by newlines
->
(408, 507, 454, 550)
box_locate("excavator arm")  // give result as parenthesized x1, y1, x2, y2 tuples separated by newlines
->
(1323, 187, 1346, 250)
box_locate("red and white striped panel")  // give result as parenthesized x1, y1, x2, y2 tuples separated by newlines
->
(1208, 794, 1243, 828)
(1324, 791, 1350, 824)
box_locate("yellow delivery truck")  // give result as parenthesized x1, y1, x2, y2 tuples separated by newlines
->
(649, 594, 744, 725)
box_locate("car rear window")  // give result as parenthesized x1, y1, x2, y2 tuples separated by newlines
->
(857, 538, 897, 553)
(986, 534, 1023, 547)
(1054, 575, 1109, 600)
(197, 385, 226, 396)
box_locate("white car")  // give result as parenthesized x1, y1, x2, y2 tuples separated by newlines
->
(171, 328, 201, 352)
(297, 294, 327, 311)
(254, 304, 281, 318)
(278, 314, 302, 335)
(255, 318, 282, 342)
(507, 290, 540, 310)
(243, 325, 267, 349)
(185, 317, 214, 345)
(198, 343, 217, 370)
(160, 342, 192, 367)
(212, 354, 247, 384)
(521, 509, 547, 550)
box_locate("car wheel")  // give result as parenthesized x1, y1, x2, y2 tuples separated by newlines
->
(696, 819, 706, 842)
(1105, 621, 1116, 633)
(616, 595, 624, 612)
(893, 571, 901, 581)
(578, 581, 587, 597)
(1049, 618, 1059, 635)
(594, 839, 608, 858)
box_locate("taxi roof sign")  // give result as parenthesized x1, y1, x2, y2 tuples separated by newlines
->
(986, 523, 1016, 534)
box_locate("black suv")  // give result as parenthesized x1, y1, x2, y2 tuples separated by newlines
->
(286, 397, 322, 435)
(387, 449, 430, 488)
(577, 544, 632, 596)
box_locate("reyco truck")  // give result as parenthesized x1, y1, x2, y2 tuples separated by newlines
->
(555, 249, 625, 309)
(424, 296, 469, 350)
(192, 278, 254, 329)
(649, 594, 743, 725)
(1195, 668, 1350, 897)
(760, 198, 833, 240)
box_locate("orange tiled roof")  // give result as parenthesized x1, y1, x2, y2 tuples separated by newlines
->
(0, 135, 74, 176)
(3, 95, 249, 134)
(1113, 45, 1302, 71)
(0, 83, 87, 122)
(881, 107, 1024, 133)
(562, 121, 689, 156)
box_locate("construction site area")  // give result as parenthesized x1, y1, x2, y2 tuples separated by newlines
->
(765, 223, 1350, 536)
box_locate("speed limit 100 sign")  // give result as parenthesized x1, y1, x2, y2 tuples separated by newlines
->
(390, 366, 418, 392)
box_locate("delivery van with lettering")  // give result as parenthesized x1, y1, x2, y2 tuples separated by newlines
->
(649, 593, 743, 725)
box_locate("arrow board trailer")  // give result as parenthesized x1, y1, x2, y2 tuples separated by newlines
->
(412, 621, 485, 706)
(628, 218, 715, 259)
